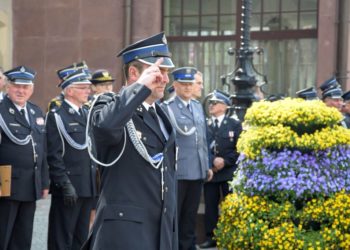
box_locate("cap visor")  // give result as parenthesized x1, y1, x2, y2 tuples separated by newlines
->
(11, 80, 33, 85)
(138, 57, 175, 68)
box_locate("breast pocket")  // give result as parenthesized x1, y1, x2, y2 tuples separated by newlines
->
(98, 204, 145, 249)
(9, 125, 30, 139)
(177, 116, 194, 131)
(65, 124, 85, 143)
(34, 124, 46, 134)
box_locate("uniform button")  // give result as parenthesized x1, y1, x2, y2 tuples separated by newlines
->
(165, 166, 168, 171)
(34, 166, 38, 170)
(165, 186, 168, 192)
(164, 207, 167, 214)
(67, 171, 70, 175)
(119, 212, 124, 217)
(34, 143, 37, 146)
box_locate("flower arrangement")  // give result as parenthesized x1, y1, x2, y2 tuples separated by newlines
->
(215, 98, 350, 249)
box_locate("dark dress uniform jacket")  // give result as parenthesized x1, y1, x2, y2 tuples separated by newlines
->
(0, 96, 49, 201)
(46, 101, 96, 197)
(83, 83, 178, 250)
(207, 115, 242, 182)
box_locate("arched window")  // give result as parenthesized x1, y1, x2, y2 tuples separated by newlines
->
(163, 0, 318, 99)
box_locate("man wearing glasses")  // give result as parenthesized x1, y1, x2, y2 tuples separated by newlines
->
(46, 69, 97, 250)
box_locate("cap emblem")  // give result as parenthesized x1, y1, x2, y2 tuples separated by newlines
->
(162, 34, 167, 44)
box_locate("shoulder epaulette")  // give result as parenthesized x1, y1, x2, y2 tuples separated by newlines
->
(49, 105, 60, 113)
(191, 99, 200, 104)
(228, 114, 241, 122)
(163, 96, 175, 105)
(95, 92, 117, 106)
(27, 100, 40, 109)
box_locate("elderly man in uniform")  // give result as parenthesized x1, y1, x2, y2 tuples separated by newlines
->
(320, 77, 344, 111)
(46, 69, 97, 250)
(48, 61, 90, 111)
(162, 67, 212, 250)
(319, 76, 347, 128)
(0, 66, 49, 250)
(82, 32, 178, 250)
(200, 91, 242, 248)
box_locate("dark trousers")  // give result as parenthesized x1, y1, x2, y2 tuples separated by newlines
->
(48, 196, 93, 250)
(177, 179, 203, 250)
(203, 181, 230, 239)
(0, 199, 36, 250)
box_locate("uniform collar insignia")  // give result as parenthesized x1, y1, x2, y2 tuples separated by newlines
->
(30, 108, 35, 115)
(68, 107, 75, 114)
(223, 120, 227, 125)
(9, 107, 15, 114)
(207, 119, 212, 126)
(136, 105, 143, 112)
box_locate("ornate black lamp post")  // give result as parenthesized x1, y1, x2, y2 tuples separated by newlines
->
(227, 0, 267, 121)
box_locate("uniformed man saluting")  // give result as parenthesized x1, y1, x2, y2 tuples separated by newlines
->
(46, 69, 97, 250)
(82, 32, 178, 250)
(0, 66, 49, 250)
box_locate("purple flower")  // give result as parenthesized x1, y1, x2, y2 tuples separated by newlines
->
(233, 145, 350, 201)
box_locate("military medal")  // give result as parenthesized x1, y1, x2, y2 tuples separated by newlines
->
(229, 131, 234, 141)
(137, 106, 143, 112)
(36, 117, 44, 125)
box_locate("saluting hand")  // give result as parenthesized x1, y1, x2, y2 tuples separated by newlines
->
(138, 58, 164, 90)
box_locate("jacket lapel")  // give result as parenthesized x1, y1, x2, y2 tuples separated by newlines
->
(135, 104, 164, 143)
(62, 102, 86, 126)
(175, 97, 193, 120)
(3, 97, 31, 129)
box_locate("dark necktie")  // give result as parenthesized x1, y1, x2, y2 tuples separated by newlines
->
(79, 108, 86, 120)
(149, 106, 159, 124)
(20, 108, 29, 124)
(20, 108, 26, 117)
(214, 118, 219, 133)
